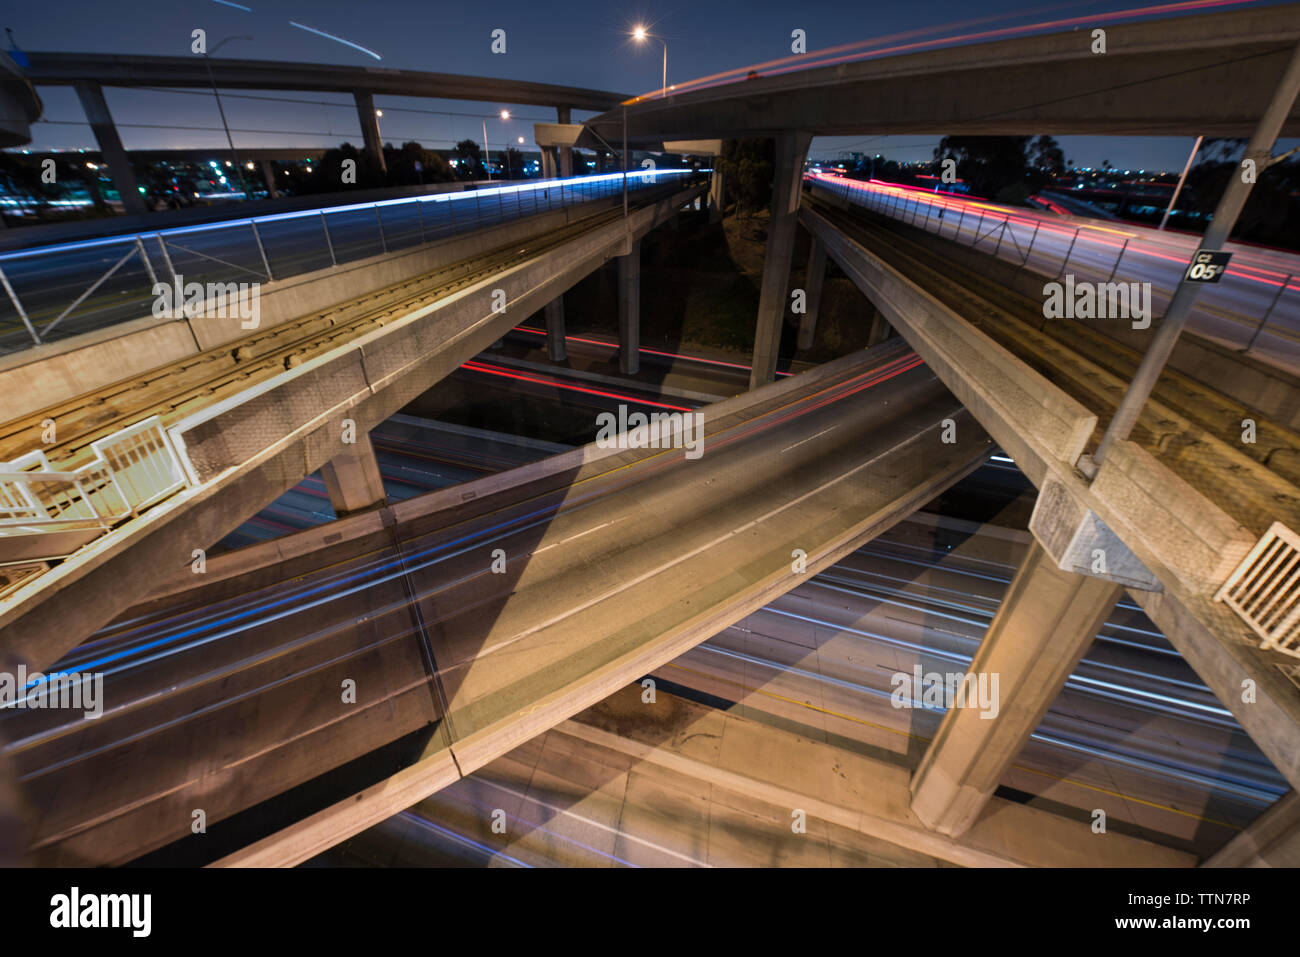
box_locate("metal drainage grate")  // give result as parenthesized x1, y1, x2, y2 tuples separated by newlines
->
(1215, 522, 1300, 659)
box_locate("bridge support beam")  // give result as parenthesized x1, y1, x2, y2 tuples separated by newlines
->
(708, 168, 726, 223)
(910, 540, 1122, 836)
(750, 130, 812, 390)
(74, 82, 148, 216)
(545, 295, 566, 362)
(797, 235, 827, 351)
(353, 90, 387, 175)
(1204, 791, 1300, 867)
(618, 237, 641, 375)
(260, 159, 279, 198)
(320, 435, 387, 517)
(556, 106, 574, 177)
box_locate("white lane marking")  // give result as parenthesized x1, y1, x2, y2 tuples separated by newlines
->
(781, 426, 836, 454)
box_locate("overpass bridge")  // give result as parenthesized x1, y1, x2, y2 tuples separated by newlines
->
(3, 343, 991, 865)
(0, 172, 706, 672)
(18, 51, 627, 216)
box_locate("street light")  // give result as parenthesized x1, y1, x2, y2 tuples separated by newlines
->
(632, 26, 668, 99)
(375, 109, 384, 144)
(203, 34, 254, 200)
(481, 110, 510, 180)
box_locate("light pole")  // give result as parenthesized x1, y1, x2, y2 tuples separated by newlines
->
(481, 109, 510, 180)
(632, 26, 668, 98)
(203, 34, 253, 199)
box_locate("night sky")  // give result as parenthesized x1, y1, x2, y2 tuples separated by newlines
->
(7, 0, 1296, 169)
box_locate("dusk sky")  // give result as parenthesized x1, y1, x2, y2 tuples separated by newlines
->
(6, 0, 1296, 170)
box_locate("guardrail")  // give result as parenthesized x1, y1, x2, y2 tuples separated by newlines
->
(807, 173, 1300, 371)
(0, 416, 187, 538)
(0, 170, 696, 355)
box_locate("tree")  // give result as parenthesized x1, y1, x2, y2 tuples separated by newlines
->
(716, 138, 775, 217)
(454, 139, 486, 180)
(387, 141, 455, 185)
(933, 136, 1032, 200)
(503, 147, 525, 180)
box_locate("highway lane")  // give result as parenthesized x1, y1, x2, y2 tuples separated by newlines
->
(809, 172, 1300, 374)
(303, 510, 1284, 867)
(3, 343, 988, 864)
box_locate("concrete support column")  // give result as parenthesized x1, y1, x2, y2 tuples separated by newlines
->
(320, 434, 387, 517)
(74, 82, 147, 216)
(910, 540, 1122, 836)
(540, 148, 557, 180)
(749, 130, 812, 390)
(353, 90, 387, 175)
(545, 295, 566, 362)
(867, 309, 894, 348)
(796, 234, 827, 352)
(618, 238, 641, 375)
(259, 159, 279, 198)
(1204, 791, 1300, 866)
(709, 168, 726, 223)
(556, 106, 574, 178)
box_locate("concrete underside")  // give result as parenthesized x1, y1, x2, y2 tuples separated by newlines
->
(587, 5, 1300, 143)
(8, 346, 992, 865)
(0, 184, 705, 674)
(796, 199, 1300, 797)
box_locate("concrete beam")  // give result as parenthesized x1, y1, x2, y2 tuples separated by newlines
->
(910, 540, 1122, 836)
(1204, 791, 1300, 867)
(259, 158, 279, 199)
(708, 168, 725, 223)
(319, 434, 386, 516)
(353, 90, 386, 175)
(750, 130, 812, 389)
(591, 4, 1300, 142)
(618, 236, 641, 375)
(796, 235, 827, 351)
(544, 295, 566, 362)
(73, 82, 147, 216)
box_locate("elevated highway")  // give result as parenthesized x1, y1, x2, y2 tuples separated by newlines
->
(0, 175, 705, 672)
(797, 185, 1300, 802)
(1, 343, 991, 865)
(586, 3, 1300, 145)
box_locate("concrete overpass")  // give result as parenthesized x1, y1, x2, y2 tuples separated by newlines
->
(6, 344, 991, 865)
(584, 3, 1300, 145)
(0, 176, 705, 673)
(20, 51, 627, 215)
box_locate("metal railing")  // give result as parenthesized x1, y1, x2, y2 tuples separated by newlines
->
(0, 170, 695, 354)
(807, 173, 1300, 372)
(0, 416, 188, 536)
(1216, 522, 1300, 660)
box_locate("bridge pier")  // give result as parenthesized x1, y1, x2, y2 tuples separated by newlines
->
(320, 434, 387, 517)
(618, 237, 641, 375)
(909, 540, 1121, 836)
(556, 106, 574, 177)
(260, 159, 280, 198)
(797, 234, 827, 351)
(74, 82, 148, 216)
(1204, 790, 1300, 866)
(708, 168, 725, 223)
(353, 90, 387, 176)
(545, 295, 567, 362)
(749, 130, 812, 389)
(540, 148, 557, 180)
